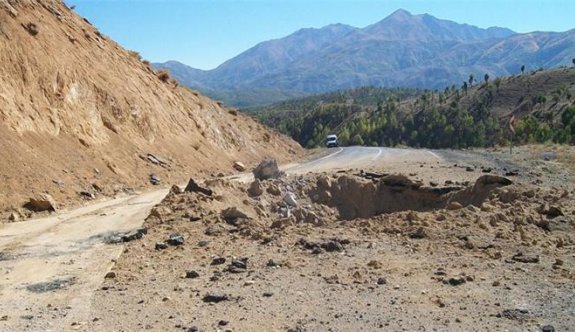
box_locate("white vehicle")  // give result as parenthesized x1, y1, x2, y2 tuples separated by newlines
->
(326, 134, 339, 148)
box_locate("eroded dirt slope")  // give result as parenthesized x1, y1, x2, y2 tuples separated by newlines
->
(0, 0, 301, 219)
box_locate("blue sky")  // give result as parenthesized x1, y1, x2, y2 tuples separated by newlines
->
(70, 0, 574, 70)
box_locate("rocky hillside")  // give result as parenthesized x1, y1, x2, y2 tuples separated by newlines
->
(0, 0, 301, 220)
(155, 9, 575, 107)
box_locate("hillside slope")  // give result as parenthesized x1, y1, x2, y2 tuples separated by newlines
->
(155, 10, 575, 107)
(248, 67, 575, 148)
(0, 0, 301, 219)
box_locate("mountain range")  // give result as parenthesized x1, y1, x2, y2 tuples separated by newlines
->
(155, 9, 575, 107)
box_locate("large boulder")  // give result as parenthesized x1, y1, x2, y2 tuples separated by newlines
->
(253, 159, 283, 180)
(26, 194, 57, 212)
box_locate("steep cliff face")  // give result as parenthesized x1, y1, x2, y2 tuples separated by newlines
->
(0, 0, 301, 217)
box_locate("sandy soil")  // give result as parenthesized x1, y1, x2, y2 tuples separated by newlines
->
(87, 146, 572, 332)
(1, 146, 573, 332)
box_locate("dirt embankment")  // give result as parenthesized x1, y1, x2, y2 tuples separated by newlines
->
(89, 158, 574, 331)
(0, 0, 302, 220)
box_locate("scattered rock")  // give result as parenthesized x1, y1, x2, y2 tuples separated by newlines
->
(247, 180, 264, 197)
(104, 271, 116, 279)
(377, 277, 387, 285)
(167, 233, 185, 246)
(408, 227, 426, 239)
(79, 191, 96, 200)
(149, 174, 161, 185)
(221, 207, 250, 226)
(121, 228, 147, 242)
(233, 161, 246, 172)
(155, 242, 168, 250)
(541, 325, 555, 332)
(8, 212, 20, 222)
(321, 240, 344, 252)
(253, 159, 283, 180)
(510, 253, 539, 263)
(538, 205, 564, 218)
(184, 178, 213, 196)
(262, 292, 273, 297)
(447, 201, 463, 210)
(445, 276, 466, 286)
(211, 257, 226, 265)
(202, 292, 228, 303)
(218, 320, 229, 326)
(26, 194, 57, 212)
(498, 309, 529, 320)
(283, 192, 298, 207)
(266, 259, 281, 267)
(185, 271, 200, 279)
(169, 185, 182, 194)
(267, 184, 282, 196)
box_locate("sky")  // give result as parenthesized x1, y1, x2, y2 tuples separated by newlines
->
(70, 0, 575, 70)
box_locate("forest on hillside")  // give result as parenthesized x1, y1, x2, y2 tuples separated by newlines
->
(246, 70, 575, 149)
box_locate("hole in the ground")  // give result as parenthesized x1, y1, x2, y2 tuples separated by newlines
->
(309, 174, 512, 220)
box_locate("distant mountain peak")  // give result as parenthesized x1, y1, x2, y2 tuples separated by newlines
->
(389, 8, 413, 18)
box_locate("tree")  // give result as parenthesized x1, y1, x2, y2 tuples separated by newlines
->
(468, 74, 474, 87)
(494, 78, 502, 91)
(484, 73, 490, 84)
(462, 81, 468, 94)
(521, 65, 525, 74)
(572, 58, 575, 67)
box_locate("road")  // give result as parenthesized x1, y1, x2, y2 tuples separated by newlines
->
(0, 147, 442, 330)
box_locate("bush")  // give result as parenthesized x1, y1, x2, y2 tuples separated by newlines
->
(156, 70, 170, 83)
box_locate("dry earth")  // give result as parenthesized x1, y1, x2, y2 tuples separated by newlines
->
(0, 0, 301, 220)
(78, 146, 575, 332)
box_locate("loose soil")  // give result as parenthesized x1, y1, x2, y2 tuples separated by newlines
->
(83, 146, 575, 332)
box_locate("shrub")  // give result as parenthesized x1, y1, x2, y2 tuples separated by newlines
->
(156, 70, 170, 83)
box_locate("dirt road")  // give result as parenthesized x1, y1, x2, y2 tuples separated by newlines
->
(0, 147, 474, 330)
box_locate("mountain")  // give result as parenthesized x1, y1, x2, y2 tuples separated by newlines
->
(0, 0, 300, 219)
(155, 9, 575, 107)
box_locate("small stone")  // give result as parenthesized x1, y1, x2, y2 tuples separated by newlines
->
(492, 280, 501, 287)
(211, 257, 226, 265)
(202, 292, 228, 303)
(167, 233, 185, 246)
(247, 180, 264, 197)
(447, 201, 463, 210)
(266, 259, 281, 267)
(198, 240, 209, 247)
(185, 271, 200, 279)
(446, 277, 466, 286)
(377, 277, 387, 285)
(233, 161, 246, 171)
(155, 242, 168, 250)
(104, 271, 116, 279)
(321, 241, 344, 252)
(541, 325, 555, 332)
(8, 212, 19, 222)
(511, 253, 539, 264)
(262, 292, 273, 297)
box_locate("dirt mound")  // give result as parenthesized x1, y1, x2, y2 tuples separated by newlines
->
(0, 0, 301, 219)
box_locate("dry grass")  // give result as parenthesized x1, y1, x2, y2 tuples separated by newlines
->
(156, 69, 170, 83)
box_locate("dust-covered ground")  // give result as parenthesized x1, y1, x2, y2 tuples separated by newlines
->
(84, 146, 575, 332)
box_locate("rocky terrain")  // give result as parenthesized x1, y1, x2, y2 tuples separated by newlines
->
(83, 145, 575, 332)
(0, 0, 301, 221)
